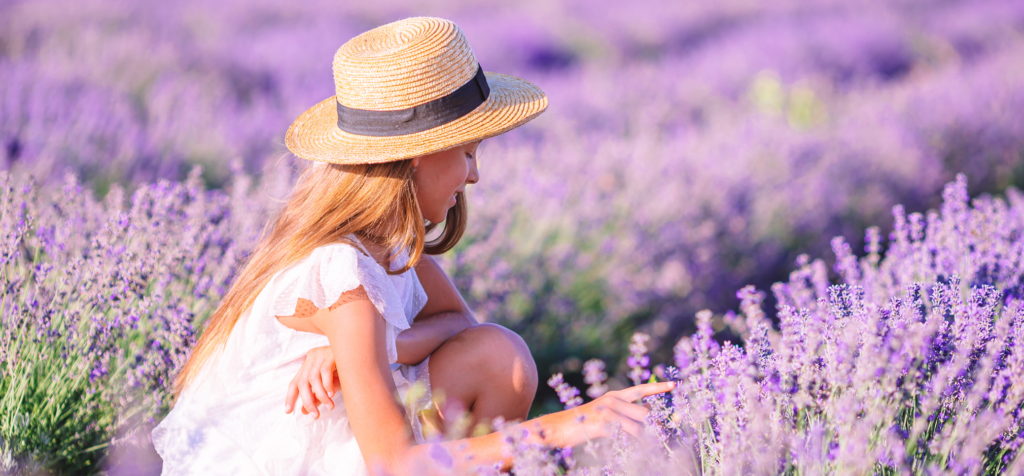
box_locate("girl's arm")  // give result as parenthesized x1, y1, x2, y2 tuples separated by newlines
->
(296, 289, 415, 468)
(283, 256, 476, 416)
(282, 286, 674, 474)
(394, 256, 477, 365)
(420, 381, 674, 471)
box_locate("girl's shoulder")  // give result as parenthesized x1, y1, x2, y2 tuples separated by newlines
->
(307, 236, 371, 261)
(304, 239, 375, 273)
(266, 238, 411, 362)
(274, 238, 388, 310)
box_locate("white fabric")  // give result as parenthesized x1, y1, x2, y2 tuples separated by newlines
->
(152, 238, 432, 475)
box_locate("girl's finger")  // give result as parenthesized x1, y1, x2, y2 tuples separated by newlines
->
(620, 381, 675, 402)
(602, 406, 643, 439)
(298, 379, 320, 419)
(618, 418, 643, 439)
(320, 364, 335, 399)
(285, 374, 301, 413)
(309, 374, 333, 411)
(607, 397, 650, 422)
(285, 382, 300, 414)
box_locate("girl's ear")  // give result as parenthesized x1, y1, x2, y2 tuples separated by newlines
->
(411, 157, 421, 169)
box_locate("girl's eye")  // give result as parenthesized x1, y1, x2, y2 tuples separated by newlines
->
(466, 152, 475, 159)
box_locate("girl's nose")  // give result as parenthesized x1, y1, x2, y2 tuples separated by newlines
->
(467, 157, 480, 185)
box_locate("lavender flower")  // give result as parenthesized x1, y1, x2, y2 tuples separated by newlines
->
(497, 174, 1024, 474)
(582, 359, 609, 398)
(547, 373, 584, 410)
(0, 168, 268, 473)
(627, 332, 652, 385)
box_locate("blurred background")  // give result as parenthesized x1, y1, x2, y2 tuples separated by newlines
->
(2, 0, 1023, 472)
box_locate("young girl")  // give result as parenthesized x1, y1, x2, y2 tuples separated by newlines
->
(152, 16, 672, 475)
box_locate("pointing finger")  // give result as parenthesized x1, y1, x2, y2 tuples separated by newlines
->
(620, 381, 675, 402)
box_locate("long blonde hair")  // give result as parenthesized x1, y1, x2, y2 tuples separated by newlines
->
(173, 159, 467, 398)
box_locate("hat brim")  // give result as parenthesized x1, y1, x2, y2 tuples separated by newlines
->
(285, 72, 548, 164)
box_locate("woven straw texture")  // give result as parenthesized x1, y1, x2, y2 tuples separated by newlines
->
(286, 17, 548, 164)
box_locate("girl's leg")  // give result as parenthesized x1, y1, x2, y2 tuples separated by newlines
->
(426, 323, 538, 434)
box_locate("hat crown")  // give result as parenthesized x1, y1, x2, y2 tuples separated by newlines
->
(333, 17, 479, 111)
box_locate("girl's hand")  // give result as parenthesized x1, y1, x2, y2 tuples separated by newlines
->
(569, 381, 675, 440)
(284, 346, 338, 419)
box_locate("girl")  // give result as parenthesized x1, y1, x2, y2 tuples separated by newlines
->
(152, 16, 672, 475)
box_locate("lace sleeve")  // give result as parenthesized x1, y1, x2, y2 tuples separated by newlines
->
(270, 242, 410, 363)
(280, 286, 370, 318)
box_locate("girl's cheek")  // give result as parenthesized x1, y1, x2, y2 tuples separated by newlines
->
(456, 162, 470, 188)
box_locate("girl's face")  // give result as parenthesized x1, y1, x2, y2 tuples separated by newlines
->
(411, 141, 481, 224)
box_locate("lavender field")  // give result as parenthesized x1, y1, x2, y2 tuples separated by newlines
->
(2, 0, 1024, 473)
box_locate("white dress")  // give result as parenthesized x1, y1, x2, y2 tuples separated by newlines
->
(152, 239, 433, 475)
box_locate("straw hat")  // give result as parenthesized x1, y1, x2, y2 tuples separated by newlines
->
(285, 17, 548, 165)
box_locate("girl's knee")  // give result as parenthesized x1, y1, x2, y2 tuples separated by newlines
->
(457, 324, 538, 397)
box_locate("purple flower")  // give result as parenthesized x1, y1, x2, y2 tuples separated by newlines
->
(582, 359, 609, 398)
(628, 332, 652, 385)
(547, 373, 583, 409)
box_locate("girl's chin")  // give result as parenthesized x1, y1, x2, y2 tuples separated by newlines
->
(426, 209, 446, 224)
(427, 200, 456, 224)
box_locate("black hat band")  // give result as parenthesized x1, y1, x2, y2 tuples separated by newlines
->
(336, 65, 490, 137)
